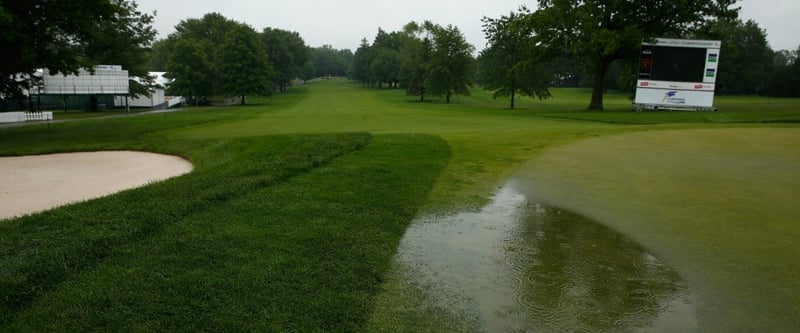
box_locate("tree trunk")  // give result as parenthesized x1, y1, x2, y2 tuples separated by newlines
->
(446, 91, 451, 103)
(589, 58, 611, 110)
(589, 58, 612, 110)
(510, 90, 516, 109)
(241, 95, 245, 105)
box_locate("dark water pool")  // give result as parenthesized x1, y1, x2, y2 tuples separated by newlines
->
(395, 184, 697, 332)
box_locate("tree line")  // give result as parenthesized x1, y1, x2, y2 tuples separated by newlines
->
(481, 0, 799, 108)
(351, 22, 475, 103)
(351, 0, 800, 109)
(545, 17, 800, 99)
(149, 15, 366, 105)
(3, 0, 799, 111)
(148, 13, 309, 105)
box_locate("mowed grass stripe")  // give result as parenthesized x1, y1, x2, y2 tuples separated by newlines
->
(0, 133, 371, 323)
(3, 134, 450, 332)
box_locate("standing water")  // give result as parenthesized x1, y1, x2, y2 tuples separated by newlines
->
(394, 183, 697, 332)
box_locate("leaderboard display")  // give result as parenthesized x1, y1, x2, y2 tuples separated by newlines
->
(634, 38, 721, 111)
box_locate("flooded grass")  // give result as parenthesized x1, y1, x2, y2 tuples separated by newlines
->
(512, 128, 800, 332)
(371, 184, 696, 332)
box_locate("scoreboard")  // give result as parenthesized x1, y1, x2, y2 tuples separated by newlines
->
(634, 38, 721, 111)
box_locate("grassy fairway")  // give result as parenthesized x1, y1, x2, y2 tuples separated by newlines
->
(2, 79, 800, 331)
(514, 128, 800, 332)
(170, 81, 632, 212)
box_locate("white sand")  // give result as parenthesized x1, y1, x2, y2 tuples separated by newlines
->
(0, 151, 193, 220)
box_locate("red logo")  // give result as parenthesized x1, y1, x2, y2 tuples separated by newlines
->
(640, 58, 652, 70)
(641, 82, 649, 87)
(694, 84, 704, 89)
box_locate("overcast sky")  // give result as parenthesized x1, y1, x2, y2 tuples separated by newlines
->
(135, 0, 799, 52)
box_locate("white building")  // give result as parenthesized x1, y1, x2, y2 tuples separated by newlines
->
(115, 72, 166, 108)
(114, 72, 185, 109)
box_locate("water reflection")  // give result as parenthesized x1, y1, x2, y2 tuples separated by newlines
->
(397, 184, 696, 332)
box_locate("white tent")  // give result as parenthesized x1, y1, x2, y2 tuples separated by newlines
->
(114, 72, 168, 108)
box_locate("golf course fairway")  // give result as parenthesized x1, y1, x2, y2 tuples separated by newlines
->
(512, 128, 800, 332)
(2, 79, 799, 331)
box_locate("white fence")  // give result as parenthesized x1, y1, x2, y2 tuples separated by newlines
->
(25, 112, 53, 121)
(0, 112, 25, 123)
(0, 112, 53, 124)
(167, 96, 184, 108)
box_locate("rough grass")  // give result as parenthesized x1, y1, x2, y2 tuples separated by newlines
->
(0, 134, 369, 323)
(2, 134, 449, 331)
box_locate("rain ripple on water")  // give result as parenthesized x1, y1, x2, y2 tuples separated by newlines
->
(396, 184, 698, 332)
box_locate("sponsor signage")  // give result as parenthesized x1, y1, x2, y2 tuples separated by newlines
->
(634, 88, 715, 107)
(636, 80, 714, 91)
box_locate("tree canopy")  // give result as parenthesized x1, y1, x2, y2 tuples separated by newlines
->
(217, 24, 273, 105)
(0, 0, 156, 102)
(162, 13, 273, 105)
(426, 24, 475, 103)
(705, 19, 772, 94)
(307, 45, 352, 78)
(398, 22, 435, 101)
(480, 9, 552, 109)
(352, 21, 475, 103)
(261, 28, 310, 92)
(764, 46, 800, 97)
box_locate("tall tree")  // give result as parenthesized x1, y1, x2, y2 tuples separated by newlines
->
(705, 19, 772, 94)
(261, 28, 309, 92)
(85, 0, 157, 97)
(369, 29, 405, 88)
(352, 38, 373, 86)
(527, 0, 739, 109)
(308, 45, 351, 78)
(216, 24, 273, 105)
(162, 13, 234, 104)
(162, 13, 272, 105)
(426, 25, 475, 103)
(765, 46, 800, 97)
(399, 21, 435, 101)
(0, 0, 155, 102)
(480, 9, 551, 109)
(148, 39, 170, 71)
(164, 38, 214, 105)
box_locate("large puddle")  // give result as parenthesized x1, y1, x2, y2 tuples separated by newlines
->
(396, 183, 697, 332)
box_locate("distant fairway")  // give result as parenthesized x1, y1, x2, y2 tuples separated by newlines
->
(514, 128, 800, 332)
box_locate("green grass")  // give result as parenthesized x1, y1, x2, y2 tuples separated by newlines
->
(2, 134, 449, 331)
(513, 128, 800, 332)
(1, 79, 799, 331)
(504, 88, 800, 124)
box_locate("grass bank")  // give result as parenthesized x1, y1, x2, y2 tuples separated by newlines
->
(1, 133, 449, 331)
(1, 106, 451, 331)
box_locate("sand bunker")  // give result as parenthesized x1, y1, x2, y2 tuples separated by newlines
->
(0, 151, 193, 220)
